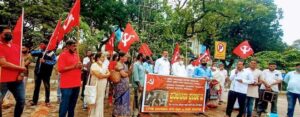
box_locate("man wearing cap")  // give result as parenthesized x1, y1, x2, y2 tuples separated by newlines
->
(284, 63, 300, 117)
(171, 55, 187, 77)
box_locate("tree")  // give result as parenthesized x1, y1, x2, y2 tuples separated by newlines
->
(0, 0, 68, 48)
(191, 0, 286, 69)
(250, 48, 300, 71)
(1, 0, 287, 63)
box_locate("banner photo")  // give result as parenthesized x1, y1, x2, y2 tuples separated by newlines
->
(214, 41, 227, 60)
(142, 74, 207, 113)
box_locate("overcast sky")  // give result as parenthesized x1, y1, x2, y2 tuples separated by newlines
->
(275, 0, 300, 45)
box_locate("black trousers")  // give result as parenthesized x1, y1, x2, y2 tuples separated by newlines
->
(32, 74, 51, 103)
(226, 90, 247, 117)
(81, 70, 89, 98)
(206, 89, 210, 105)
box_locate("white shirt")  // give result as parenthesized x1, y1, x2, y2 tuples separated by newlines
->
(154, 57, 170, 75)
(83, 57, 90, 70)
(219, 69, 228, 88)
(260, 69, 283, 92)
(229, 69, 254, 94)
(246, 68, 262, 98)
(212, 70, 225, 88)
(171, 61, 187, 77)
(219, 69, 228, 78)
(90, 62, 108, 85)
(103, 59, 110, 70)
(186, 64, 195, 78)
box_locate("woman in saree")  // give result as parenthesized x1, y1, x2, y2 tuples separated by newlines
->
(112, 52, 131, 117)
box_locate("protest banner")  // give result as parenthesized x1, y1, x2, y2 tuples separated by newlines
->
(142, 74, 207, 113)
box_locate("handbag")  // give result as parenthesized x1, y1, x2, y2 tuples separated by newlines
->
(84, 74, 97, 105)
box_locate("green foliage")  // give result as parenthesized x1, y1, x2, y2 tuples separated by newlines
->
(250, 49, 300, 71)
(0, 0, 68, 47)
(1, 0, 288, 61)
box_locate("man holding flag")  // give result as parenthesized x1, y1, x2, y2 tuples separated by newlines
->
(30, 40, 56, 106)
(0, 26, 26, 117)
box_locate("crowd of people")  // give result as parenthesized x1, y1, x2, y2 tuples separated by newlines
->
(0, 26, 300, 117)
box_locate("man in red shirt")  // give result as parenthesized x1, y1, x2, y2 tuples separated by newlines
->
(57, 39, 82, 117)
(0, 26, 26, 117)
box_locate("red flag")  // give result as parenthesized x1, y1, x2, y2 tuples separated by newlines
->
(205, 49, 211, 61)
(47, 19, 62, 51)
(57, 25, 65, 43)
(195, 49, 210, 66)
(12, 9, 24, 66)
(118, 23, 139, 52)
(62, 0, 80, 34)
(12, 11, 23, 48)
(145, 75, 166, 92)
(171, 43, 180, 64)
(139, 43, 152, 56)
(233, 40, 254, 59)
(105, 32, 115, 55)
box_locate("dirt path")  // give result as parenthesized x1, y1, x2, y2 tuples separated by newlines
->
(2, 79, 300, 117)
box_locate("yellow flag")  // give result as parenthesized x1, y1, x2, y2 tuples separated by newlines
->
(214, 41, 227, 60)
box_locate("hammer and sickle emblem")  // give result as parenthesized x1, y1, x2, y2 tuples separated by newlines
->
(63, 14, 74, 30)
(122, 33, 135, 46)
(240, 45, 251, 54)
(147, 78, 154, 85)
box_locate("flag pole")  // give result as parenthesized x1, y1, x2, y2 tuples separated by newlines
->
(38, 18, 60, 73)
(76, 26, 80, 62)
(20, 8, 24, 66)
(16, 8, 25, 81)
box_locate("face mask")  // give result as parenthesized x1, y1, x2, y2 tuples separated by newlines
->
(3, 33, 12, 42)
(22, 51, 28, 54)
(39, 44, 46, 50)
(201, 63, 207, 66)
